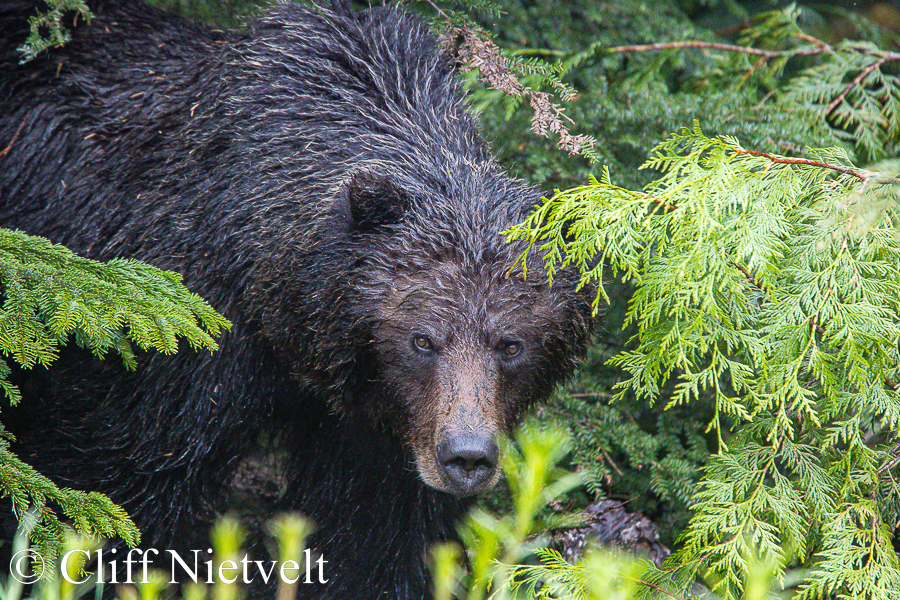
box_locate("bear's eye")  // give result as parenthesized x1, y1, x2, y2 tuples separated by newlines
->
(501, 341, 522, 358)
(413, 335, 434, 352)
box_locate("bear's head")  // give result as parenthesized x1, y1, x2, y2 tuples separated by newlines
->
(235, 5, 594, 497)
(338, 169, 594, 497)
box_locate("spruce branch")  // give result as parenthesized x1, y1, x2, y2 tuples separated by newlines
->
(0, 228, 231, 572)
(16, 0, 93, 62)
(0, 425, 139, 578)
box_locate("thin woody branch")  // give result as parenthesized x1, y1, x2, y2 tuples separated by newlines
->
(731, 148, 867, 181)
(421, 0, 450, 21)
(826, 57, 889, 116)
(600, 40, 829, 59)
(735, 262, 767, 295)
(601, 41, 900, 118)
(599, 40, 900, 62)
(0, 113, 28, 158)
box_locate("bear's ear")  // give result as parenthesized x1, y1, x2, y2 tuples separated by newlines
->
(347, 171, 410, 232)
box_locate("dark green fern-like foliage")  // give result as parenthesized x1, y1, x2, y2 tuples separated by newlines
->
(459, 1, 899, 189)
(541, 363, 712, 544)
(0, 228, 230, 575)
(508, 127, 900, 598)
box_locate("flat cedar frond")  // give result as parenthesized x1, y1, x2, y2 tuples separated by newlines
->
(507, 127, 900, 599)
(500, 548, 590, 600)
(784, 42, 900, 163)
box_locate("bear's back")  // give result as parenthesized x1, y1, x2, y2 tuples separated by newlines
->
(0, 0, 490, 264)
(1, 1, 233, 253)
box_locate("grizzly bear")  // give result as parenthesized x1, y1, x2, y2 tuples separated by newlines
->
(0, 0, 593, 597)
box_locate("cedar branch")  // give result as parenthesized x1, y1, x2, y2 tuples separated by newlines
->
(599, 40, 828, 59)
(826, 57, 890, 116)
(601, 41, 900, 117)
(599, 40, 900, 62)
(731, 148, 867, 181)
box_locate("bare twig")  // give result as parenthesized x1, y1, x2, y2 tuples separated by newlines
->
(793, 32, 829, 48)
(600, 40, 900, 62)
(742, 56, 768, 82)
(0, 114, 28, 158)
(878, 444, 900, 474)
(647, 195, 677, 212)
(809, 316, 826, 336)
(851, 46, 900, 62)
(598, 444, 624, 476)
(421, 0, 450, 22)
(735, 262, 767, 295)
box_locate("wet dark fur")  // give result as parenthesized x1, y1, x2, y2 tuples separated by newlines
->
(0, 1, 594, 598)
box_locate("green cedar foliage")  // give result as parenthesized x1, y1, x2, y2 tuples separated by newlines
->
(455, 1, 899, 188)
(0, 228, 230, 575)
(447, 0, 900, 579)
(507, 127, 900, 598)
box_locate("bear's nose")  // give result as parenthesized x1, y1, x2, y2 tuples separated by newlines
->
(436, 435, 499, 496)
